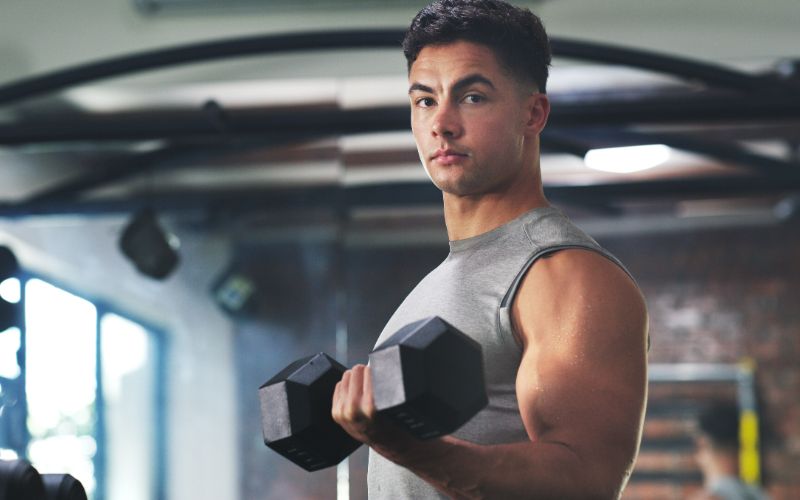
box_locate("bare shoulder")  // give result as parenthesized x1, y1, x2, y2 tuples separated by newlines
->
(512, 247, 648, 351)
(524, 248, 644, 307)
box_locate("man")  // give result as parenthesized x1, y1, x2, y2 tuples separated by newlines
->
(332, 1, 649, 498)
(691, 403, 770, 500)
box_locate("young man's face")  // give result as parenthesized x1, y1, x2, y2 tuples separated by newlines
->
(408, 40, 546, 197)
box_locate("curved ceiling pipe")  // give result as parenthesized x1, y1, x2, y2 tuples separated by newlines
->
(1, 30, 797, 107)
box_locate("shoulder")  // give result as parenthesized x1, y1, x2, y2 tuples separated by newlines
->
(511, 248, 647, 350)
(528, 247, 640, 298)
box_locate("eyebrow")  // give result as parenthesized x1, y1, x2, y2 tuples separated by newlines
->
(408, 73, 496, 95)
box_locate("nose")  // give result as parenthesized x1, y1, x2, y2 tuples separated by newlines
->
(431, 102, 463, 139)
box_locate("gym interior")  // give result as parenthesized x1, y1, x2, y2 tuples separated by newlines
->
(1, 0, 799, 499)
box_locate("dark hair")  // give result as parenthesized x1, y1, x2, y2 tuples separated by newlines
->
(403, 0, 552, 92)
(698, 401, 740, 450)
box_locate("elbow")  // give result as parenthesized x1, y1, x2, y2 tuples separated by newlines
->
(544, 445, 627, 500)
(588, 480, 624, 500)
(551, 473, 620, 500)
(578, 460, 631, 500)
(559, 477, 620, 500)
(565, 447, 631, 500)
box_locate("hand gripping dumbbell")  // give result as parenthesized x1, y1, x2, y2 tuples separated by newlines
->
(258, 316, 488, 471)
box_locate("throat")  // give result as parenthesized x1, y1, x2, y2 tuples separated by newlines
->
(443, 191, 549, 240)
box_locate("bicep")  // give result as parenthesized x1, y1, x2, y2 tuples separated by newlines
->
(512, 250, 648, 482)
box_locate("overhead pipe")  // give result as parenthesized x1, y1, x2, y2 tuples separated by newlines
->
(1, 30, 797, 107)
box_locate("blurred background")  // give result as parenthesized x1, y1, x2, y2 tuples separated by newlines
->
(0, 0, 799, 498)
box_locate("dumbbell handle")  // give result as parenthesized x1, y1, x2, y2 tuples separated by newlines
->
(260, 316, 487, 472)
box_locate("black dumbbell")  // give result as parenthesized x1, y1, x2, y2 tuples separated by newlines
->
(259, 316, 487, 471)
(0, 459, 87, 500)
(41, 475, 87, 500)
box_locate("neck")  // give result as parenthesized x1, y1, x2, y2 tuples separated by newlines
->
(442, 163, 549, 241)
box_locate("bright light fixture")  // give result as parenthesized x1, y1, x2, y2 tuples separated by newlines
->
(584, 144, 671, 173)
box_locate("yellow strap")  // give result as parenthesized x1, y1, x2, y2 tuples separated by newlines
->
(738, 358, 760, 485)
(739, 410, 760, 483)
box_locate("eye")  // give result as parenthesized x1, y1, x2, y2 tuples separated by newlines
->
(415, 97, 436, 108)
(462, 94, 484, 104)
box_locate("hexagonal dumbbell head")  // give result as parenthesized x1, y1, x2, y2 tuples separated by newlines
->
(259, 353, 361, 471)
(369, 316, 488, 440)
(41, 474, 88, 500)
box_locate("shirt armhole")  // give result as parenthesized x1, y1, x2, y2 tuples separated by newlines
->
(497, 244, 639, 352)
(497, 247, 557, 352)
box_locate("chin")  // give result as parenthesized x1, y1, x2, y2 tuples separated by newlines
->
(438, 182, 484, 197)
(428, 171, 470, 194)
(429, 175, 462, 194)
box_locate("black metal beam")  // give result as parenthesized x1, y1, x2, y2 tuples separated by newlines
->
(550, 38, 798, 94)
(550, 175, 800, 203)
(0, 30, 407, 107)
(544, 127, 800, 178)
(551, 92, 800, 126)
(7, 97, 799, 213)
(3, 92, 800, 146)
(21, 149, 170, 205)
(1, 30, 797, 108)
(1, 29, 799, 217)
(1, 174, 798, 218)
(0, 106, 408, 145)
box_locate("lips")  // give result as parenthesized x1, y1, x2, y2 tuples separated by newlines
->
(432, 148, 468, 164)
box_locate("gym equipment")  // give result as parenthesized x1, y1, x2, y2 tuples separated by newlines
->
(119, 208, 179, 280)
(0, 459, 44, 500)
(260, 352, 359, 471)
(41, 474, 88, 500)
(0, 459, 87, 500)
(259, 316, 487, 471)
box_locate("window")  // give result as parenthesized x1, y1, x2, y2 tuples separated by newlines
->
(26, 279, 98, 492)
(0, 276, 165, 500)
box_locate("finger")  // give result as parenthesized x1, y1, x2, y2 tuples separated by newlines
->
(333, 369, 352, 421)
(332, 379, 343, 421)
(347, 366, 365, 416)
(341, 370, 352, 399)
(362, 366, 376, 418)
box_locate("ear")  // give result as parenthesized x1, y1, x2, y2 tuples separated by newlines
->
(523, 92, 550, 136)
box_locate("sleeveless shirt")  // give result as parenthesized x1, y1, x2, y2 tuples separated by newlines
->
(367, 206, 633, 499)
(709, 476, 770, 500)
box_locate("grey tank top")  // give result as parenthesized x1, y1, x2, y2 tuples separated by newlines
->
(367, 206, 632, 499)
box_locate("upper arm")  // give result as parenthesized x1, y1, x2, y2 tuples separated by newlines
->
(510, 249, 648, 494)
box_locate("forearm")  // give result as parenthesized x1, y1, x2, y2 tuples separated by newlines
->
(370, 434, 618, 500)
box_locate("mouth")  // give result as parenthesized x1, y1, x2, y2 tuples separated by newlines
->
(431, 149, 469, 163)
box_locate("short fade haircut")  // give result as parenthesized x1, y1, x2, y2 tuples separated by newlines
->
(403, 0, 552, 93)
(698, 401, 740, 450)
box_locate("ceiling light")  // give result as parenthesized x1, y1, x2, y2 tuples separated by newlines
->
(584, 144, 671, 173)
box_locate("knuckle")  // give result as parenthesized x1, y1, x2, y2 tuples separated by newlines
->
(361, 403, 375, 420)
